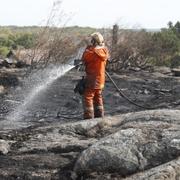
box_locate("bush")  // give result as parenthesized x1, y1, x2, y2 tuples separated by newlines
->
(0, 30, 36, 51)
(171, 55, 180, 68)
(0, 46, 9, 57)
(15, 33, 35, 49)
(150, 29, 180, 66)
(108, 29, 154, 71)
(108, 23, 180, 71)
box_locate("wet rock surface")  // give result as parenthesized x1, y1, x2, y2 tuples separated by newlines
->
(0, 67, 180, 179)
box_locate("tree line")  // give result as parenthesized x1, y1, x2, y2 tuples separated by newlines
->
(0, 22, 180, 69)
(109, 21, 180, 70)
(0, 27, 36, 57)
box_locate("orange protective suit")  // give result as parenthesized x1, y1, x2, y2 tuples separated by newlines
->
(82, 45, 109, 119)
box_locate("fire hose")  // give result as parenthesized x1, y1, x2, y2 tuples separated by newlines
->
(105, 71, 153, 109)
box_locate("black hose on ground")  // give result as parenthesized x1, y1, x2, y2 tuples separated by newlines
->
(105, 71, 153, 110)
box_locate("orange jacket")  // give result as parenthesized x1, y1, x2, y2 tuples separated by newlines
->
(82, 45, 109, 89)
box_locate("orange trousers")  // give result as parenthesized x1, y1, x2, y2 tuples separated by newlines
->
(83, 89, 104, 119)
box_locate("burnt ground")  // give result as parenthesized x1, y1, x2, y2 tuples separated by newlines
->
(0, 66, 180, 179)
(1, 67, 180, 122)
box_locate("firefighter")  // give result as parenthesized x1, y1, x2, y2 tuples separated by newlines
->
(81, 32, 109, 119)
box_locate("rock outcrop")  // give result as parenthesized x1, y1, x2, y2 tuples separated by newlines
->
(74, 110, 180, 179)
(0, 109, 180, 179)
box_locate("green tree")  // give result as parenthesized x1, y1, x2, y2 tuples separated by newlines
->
(0, 46, 9, 57)
(152, 28, 180, 66)
(167, 21, 173, 29)
(174, 21, 180, 38)
(15, 33, 35, 48)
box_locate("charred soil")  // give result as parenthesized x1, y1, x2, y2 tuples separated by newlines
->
(0, 66, 180, 179)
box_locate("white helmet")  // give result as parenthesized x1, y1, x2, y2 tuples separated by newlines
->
(91, 32, 104, 46)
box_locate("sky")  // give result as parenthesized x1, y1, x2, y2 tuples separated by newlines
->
(0, 0, 180, 29)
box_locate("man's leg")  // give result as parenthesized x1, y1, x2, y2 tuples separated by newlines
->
(83, 89, 95, 119)
(94, 89, 104, 118)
